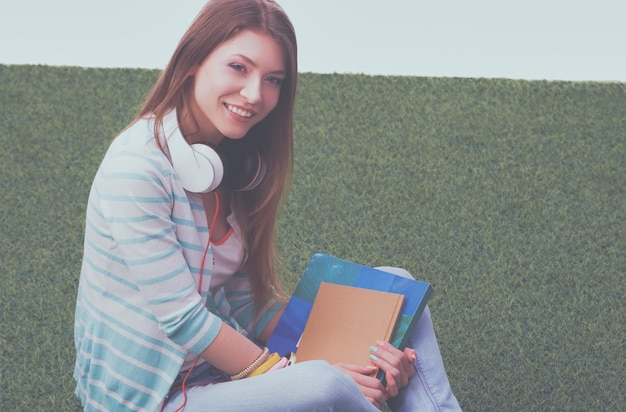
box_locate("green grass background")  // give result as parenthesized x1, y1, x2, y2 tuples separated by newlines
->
(1, 64, 624, 411)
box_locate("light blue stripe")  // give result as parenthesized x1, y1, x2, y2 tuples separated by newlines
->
(100, 169, 163, 185)
(147, 283, 196, 305)
(178, 240, 206, 252)
(83, 276, 155, 321)
(189, 202, 205, 211)
(97, 192, 172, 204)
(171, 215, 196, 227)
(232, 305, 254, 327)
(79, 341, 171, 392)
(187, 264, 200, 276)
(85, 216, 114, 241)
(172, 192, 192, 204)
(160, 306, 205, 340)
(136, 263, 187, 286)
(83, 255, 138, 291)
(189, 319, 222, 354)
(161, 304, 219, 350)
(76, 333, 178, 382)
(75, 333, 173, 410)
(106, 214, 160, 224)
(77, 292, 185, 358)
(86, 217, 161, 247)
(85, 237, 126, 265)
(252, 301, 284, 339)
(125, 245, 180, 266)
(113, 225, 176, 245)
(87, 200, 105, 218)
(80, 369, 154, 412)
(226, 290, 252, 300)
(109, 148, 162, 165)
(94, 183, 170, 204)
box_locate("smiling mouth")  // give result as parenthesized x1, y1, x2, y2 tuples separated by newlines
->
(226, 104, 254, 118)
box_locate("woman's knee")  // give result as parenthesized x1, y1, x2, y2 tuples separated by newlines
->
(295, 360, 355, 393)
(292, 361, 369, 409)
(374, 266, 414, 280)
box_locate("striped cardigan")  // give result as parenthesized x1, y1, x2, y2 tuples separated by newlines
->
(74, 113, 282, 411)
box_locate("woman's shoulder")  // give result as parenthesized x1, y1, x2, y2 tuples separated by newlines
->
(109, 118, 160, 152)
(94, 118, 177, 193)
(103, 119, 170, 170)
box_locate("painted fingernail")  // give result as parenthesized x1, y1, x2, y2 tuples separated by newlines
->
(369, 345, 378, 353)
(369, 354, 379, 362)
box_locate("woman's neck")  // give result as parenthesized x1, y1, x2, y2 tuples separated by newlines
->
(177, 105, 224, 146)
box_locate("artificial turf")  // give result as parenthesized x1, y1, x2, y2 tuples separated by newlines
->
(1, 64, 624, 411)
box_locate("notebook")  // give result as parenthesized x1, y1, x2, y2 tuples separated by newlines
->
(295, 282, 405, 375)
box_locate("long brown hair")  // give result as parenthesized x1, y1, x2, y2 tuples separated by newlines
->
(137, 0, 297, 310)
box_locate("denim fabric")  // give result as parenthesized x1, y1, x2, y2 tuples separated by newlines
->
(162, 360, 378, 411)
(377, 267, 461, 411)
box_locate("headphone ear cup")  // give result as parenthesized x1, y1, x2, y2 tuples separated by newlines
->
(167, 128, 224, 193)
(189, 143, 225, 193)
(219, 139, 266, 191)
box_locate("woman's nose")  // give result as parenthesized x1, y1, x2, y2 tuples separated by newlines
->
(240, 77, 262, 103)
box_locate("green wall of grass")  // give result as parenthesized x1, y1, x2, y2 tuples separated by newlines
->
(1, 64, 624, 410)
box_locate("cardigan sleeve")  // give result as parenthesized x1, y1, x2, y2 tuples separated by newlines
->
(94, 137, 222, 354)
(220, 271, 284, 341)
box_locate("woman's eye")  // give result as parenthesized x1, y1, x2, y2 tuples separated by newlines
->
(267, 76, 284, 86)
(229, 63, 246, 73)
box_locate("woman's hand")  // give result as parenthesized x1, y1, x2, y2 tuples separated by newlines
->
(334, 363, 387, 410)
(369, 341, 417, 398)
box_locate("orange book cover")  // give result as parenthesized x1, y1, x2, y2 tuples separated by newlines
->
(295, 282, 405, 374)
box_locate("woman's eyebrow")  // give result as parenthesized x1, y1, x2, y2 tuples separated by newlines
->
(232, 53, 286, 75)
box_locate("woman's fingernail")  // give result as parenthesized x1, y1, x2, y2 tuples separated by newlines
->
(369, 354, 379, 362)
(369, 345, 378, 353)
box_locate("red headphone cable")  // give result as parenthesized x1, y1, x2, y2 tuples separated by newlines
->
(173, 191, 220, 412)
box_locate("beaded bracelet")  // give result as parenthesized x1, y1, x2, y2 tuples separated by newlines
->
(230, 347, 270, 381)
(248, 352, 281, 378)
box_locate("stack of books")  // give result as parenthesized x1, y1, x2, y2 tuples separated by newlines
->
(267, 253, 432, 378)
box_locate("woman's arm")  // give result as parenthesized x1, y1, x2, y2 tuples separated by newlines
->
(199, 322, 265, 375)
(96, 137, 227, 355)
(198, 303, 286, 375)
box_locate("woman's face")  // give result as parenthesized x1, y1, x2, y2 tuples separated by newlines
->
(188, 29, 286, 144)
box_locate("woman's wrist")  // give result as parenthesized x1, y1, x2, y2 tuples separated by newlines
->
(230, 347, 270, 380)
(229, 349, 292, 380)
(247, 352, 281, 377)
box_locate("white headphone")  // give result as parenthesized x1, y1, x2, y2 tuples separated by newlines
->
(164, 112, 266, 193)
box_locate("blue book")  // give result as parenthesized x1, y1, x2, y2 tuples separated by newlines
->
(267, 252, 433, 357)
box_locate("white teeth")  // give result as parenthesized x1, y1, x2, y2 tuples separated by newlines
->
(227, 105, 253, 118)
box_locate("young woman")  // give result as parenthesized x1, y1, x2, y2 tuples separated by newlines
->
(73, 0, 460, 411)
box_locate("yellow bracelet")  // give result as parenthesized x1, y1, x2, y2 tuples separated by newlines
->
(230, 347, 270, 380)
(247, 353, 281, 378)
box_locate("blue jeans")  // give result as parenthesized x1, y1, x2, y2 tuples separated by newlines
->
(163, 267, 461, 411)
(379, 267, 461, 411)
